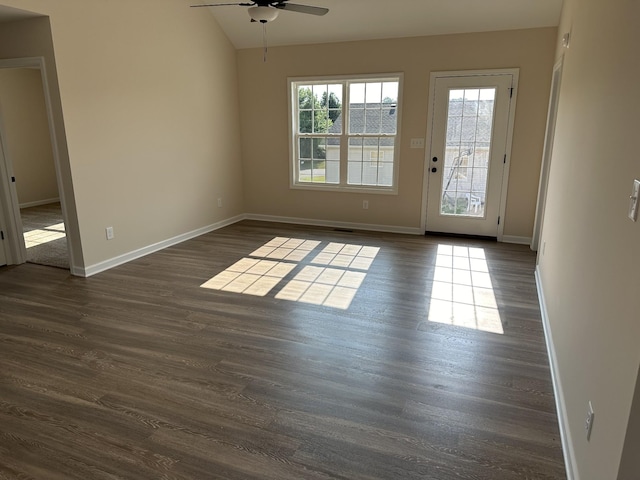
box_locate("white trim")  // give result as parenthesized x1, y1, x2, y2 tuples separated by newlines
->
(245, 213, 422, 235)
(78, 215, 245, 277)
(532, 57, 564, 252)
(501, 235, 532, 245)
(535, 267, 578, 480)
(76, 213, 423, 277)
(19, 197, 60, 209)
(497, 71, 519, 242)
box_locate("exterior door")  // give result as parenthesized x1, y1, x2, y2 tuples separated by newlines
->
(425, 72, 516, 237)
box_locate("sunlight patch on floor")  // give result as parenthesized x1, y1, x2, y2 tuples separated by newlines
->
(24, 223, 66, 249)
(201, 237, 379, 309)
(427, 244, 503, 334)
(276, 265, 366, 309)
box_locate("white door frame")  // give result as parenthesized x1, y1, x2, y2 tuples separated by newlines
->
(0, 56, 74, 267)
(420, 68, 519, 241)
(531, 57, 564, 252)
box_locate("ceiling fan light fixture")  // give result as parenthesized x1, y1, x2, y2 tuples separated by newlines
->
(248, 6, 279, 23)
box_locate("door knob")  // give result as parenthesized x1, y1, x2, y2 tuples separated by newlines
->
(432, 157, 438, 162)
(431, 167, 437, 173)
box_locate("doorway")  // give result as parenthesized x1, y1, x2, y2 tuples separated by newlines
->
(0, 57, 71, 270)
(421, 70, 518, 239)
(0, 67, 68, 269)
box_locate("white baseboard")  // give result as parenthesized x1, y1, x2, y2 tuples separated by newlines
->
(502, 235, 532, 245)
(244, 213, 423, 236)
(19, 197, 60, 209)
(535, 267, 578, 480)
(78, 215, 245, 277)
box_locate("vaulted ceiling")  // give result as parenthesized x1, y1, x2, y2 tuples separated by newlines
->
(196, 0, 563, 49)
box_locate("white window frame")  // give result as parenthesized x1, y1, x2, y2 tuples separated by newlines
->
(288, 73, 404, 195)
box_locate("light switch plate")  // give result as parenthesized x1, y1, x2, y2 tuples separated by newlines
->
(629, 179, 640, 222)
(410, 138, 425, 149)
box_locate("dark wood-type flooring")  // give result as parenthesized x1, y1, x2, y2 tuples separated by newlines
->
(0, 221, 566, 479)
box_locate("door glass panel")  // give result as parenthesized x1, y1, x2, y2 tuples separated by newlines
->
(440, 88, 496, 217)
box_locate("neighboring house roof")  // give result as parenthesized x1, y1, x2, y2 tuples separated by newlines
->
(327, 103, 397, 147)
(446, 99, 495, 144)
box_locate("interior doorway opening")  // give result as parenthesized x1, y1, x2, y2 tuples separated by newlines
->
(0, 57, 72, 271)
(0, 67, 68, 269)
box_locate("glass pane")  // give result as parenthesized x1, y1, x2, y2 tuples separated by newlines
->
(312, 84, 326, 101)
(350, 83, 365, 104)
(348, 162, 363, 184)
(365, 82, 382, 104)
(311, 160, 326, 183)
(312, 138, 326, 160)
(377, 162, 394, 187)
(313, 110, 330, 133)
(349, 108, 364, 134)
(441, 87, 496, 217)
(365, 109, 381, 134)
(362, 165, 378, 186)
(381, 108, 397, 134)
(298, 85, 312, 108)
(461, 116, 478, 142)
(299, 138, 311, 159)
(471, 169, 488, 191)
(349, 137, 363, 161)
(382, 82, 398, 104)
(463, 89, 480, 115)
(299, 110, 312, 133)
(326, 161, 340, 184)
(326, 139, 340, 160)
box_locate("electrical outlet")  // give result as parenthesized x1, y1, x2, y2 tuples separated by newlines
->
(106, 226, 114, 240)
(217, 197, 223, 208)
(585, 401, 595, 441)
(363, 200, 369, 210)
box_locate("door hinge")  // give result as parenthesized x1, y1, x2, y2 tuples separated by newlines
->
(11, 176, 15, 183)
(509, 87, 514, 98)
(0, 230, 4, 240)
(497, 216, 501, 225)
(504, 154, 507, 164)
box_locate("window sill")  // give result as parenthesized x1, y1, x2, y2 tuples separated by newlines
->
(290, 183, 398, 195)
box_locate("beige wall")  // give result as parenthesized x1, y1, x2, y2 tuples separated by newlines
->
(0, 0, 244, 270)
(0, 68, 58, 206)
(538, 0, 640, 478)
(238, 28, 556, 237)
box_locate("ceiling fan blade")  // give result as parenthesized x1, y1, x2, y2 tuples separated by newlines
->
(276, 3, 329, 16)
(190, 3, 254, 7)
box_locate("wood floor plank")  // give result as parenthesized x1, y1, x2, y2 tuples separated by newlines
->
(0, 221, 565, 479)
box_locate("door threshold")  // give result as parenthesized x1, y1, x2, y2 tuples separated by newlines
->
(425, 231, 497, 242)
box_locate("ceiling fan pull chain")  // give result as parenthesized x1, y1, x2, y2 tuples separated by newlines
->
(262, 22, 268, 62)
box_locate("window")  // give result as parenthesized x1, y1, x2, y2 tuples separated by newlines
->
(289, 74, 402, 193)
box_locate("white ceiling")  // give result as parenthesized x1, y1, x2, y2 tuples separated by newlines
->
(200, 0, 564, 49)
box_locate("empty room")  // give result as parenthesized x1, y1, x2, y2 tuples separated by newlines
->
(0, 1, 638, 479)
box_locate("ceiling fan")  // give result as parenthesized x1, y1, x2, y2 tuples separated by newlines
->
(190, 1, 329, 24)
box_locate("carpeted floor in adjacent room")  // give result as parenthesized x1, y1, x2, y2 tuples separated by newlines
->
(20, 202, 69, 270)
